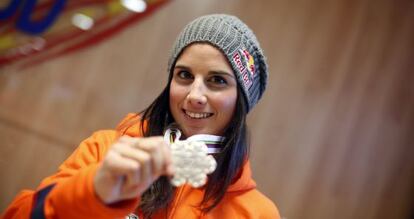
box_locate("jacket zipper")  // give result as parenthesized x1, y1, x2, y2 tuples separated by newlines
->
(168, 186, 185, 219)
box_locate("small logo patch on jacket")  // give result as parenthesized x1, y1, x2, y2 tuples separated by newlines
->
(126, 213, 139, 219)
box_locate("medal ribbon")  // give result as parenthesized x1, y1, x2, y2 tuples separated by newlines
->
(163, 127, 225, 154)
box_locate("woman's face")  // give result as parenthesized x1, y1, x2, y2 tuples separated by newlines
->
(169, 43, 238, 137)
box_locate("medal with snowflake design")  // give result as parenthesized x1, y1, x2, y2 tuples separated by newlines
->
(170, 140, 217, 188)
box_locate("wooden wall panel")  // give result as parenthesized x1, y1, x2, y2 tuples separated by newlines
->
(1, 0, 413, 218)
(0, 121, 73, 207)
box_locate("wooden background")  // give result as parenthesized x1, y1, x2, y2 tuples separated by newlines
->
(1, 0, 413, 218)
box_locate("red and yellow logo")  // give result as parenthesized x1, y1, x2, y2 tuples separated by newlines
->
(232, 48, 255, 89)
(241, 49, 255, 77)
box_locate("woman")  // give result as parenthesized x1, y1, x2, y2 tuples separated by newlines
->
(3, 14, 280, 219)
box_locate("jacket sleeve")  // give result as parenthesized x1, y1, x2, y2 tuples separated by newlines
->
(2, 130, 140, 219)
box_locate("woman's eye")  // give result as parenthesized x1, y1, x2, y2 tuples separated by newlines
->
(177, 70, 193, 79)
(209, 76, 227, 85)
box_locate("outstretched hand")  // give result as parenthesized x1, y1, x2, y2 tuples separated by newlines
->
(94, 136, 174, 204)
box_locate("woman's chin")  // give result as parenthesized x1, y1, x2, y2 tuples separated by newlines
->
(182, 127, 208, 137)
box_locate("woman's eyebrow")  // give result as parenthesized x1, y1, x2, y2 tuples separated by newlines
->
(174, 64, 191, 70)
(175, 64, 235, 79)
(209, 71, 235, 78)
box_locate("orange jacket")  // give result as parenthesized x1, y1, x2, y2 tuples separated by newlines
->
(2, 114, 280, 219)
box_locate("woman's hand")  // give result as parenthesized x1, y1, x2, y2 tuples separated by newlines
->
(94, 136, 174, 204)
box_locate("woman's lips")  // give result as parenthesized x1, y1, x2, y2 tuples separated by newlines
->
(182, 109, 213, 119)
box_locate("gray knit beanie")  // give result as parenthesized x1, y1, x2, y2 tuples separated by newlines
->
(167, 14, 268, 112)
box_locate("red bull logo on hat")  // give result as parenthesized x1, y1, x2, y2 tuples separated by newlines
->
(232, 48, 255, 89)
(241, 49, 255, 77)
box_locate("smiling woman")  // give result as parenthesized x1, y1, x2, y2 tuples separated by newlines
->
(169, 43, 238, 137)
(3, 14, 279, 219)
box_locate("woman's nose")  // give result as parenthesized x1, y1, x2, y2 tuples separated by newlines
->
(186, 79, 207, 106)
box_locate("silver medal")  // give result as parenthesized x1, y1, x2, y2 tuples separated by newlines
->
(164, 126, 222, 188)
(170, 140, 217, 188)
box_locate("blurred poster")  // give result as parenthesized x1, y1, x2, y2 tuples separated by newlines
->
(0, 0, 169, 69)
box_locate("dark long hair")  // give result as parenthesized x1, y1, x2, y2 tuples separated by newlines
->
(138, 77, 249, 218)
